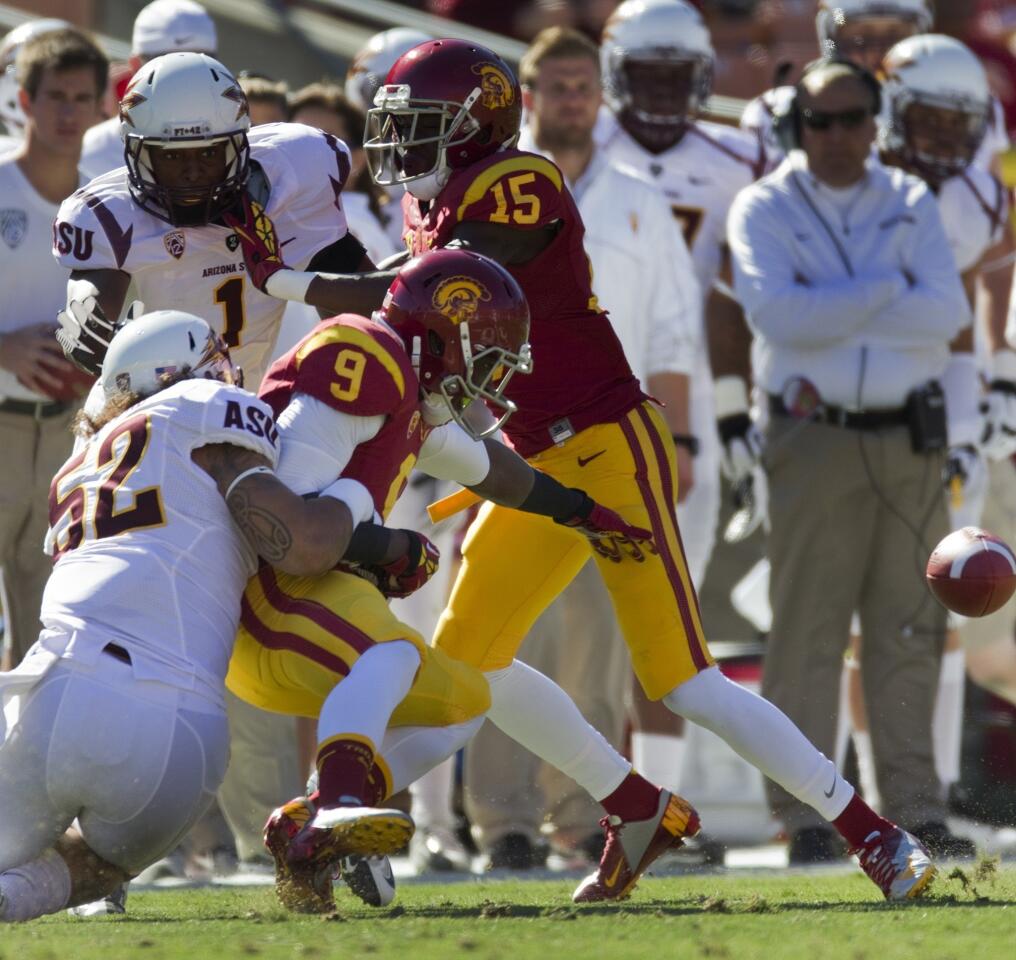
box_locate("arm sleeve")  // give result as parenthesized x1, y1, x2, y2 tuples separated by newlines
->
(274, 392, 384, 495)
(727, 189, 906, 347)
(642, 198, 701, 378)
(416, 421, 492, 486)
(872, 192, 971, 343)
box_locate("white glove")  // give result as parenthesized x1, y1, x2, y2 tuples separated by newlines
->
(55, 284, 143, 376)
(943, 444, 988, 530)
(714, 375, 764, 483)
(724, 465, 769, 544)
(981, 350, 1016, 461)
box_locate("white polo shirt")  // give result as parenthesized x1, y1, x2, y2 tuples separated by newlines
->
(728, 152, 970, 411)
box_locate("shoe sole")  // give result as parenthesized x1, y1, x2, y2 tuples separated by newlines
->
(265, 824, 336, 914)
(311, 811, 415, 862)
(902, 863, 938, 901)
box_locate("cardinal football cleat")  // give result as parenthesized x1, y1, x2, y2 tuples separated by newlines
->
(572, 790, 700, 903)
(853, 827, 937, 901)
(264, 796, 336, 913)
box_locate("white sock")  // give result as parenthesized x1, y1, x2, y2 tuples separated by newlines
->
(933, 648, 966, 791)
(410, 756, 457, 831)
(316, 641, 421, 747)
(485, 660, 631, 801)
(851, 730, 881, 810)
(0, 850, 72, 922)
(630, 731, 685, 793)
(663, 667, 853, 822)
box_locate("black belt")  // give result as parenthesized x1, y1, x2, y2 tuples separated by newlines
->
(768, 394, 908, 430)
(102, 643, 132, 665)
(0, 397, 70, 419)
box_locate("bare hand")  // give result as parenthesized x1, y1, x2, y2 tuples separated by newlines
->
(674, 445, 694, 504)
(0, 324, 79, 394)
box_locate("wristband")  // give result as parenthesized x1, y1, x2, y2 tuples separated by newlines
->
(344, 522, 400, 565)
(225, 465, 274, 500)
(264, 270, 316, 303)
(518, 469, 586, 521)
(320, 477, 375, 524)
(713, 375, 750, 420)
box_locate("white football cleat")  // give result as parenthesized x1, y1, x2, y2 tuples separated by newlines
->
(67, 882, 129, 917)
(340, 855, 397, 906)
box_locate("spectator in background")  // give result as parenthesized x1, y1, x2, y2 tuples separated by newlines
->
(288, 83, 397, 266)
(0, 19, 71, 151)
(728, 58, 973, 862)
(0, 28, 107, 670)
(79, 0, 218, 179)
(238, 72, 289, 126)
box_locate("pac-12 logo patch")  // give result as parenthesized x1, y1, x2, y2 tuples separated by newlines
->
(432, 275, 491, 325)
(0, 208, 27, 249)
(471, 62, 514, 109)
(225, 233, 240, 252)
(164, 230, 185, 259)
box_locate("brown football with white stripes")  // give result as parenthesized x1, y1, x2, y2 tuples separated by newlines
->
(926, 527, 1016, 618)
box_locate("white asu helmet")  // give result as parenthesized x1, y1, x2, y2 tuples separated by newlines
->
(345, 27, 433, 114)
(879, 34, 991, 183)
(101, 309, 239, 398)
(0, 18, 71, 137)
(601, 0, 714, 126)
(119, 52, 250, 226)
(816, 1, 933, 56)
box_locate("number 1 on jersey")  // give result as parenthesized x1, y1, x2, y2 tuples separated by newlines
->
(215, 276, 246, 348)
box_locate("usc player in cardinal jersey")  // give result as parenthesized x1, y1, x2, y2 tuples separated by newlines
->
(230, 39, 937, 903)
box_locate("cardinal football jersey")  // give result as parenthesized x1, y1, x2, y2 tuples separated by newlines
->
(53, 122, 351, 386)
(402, 148, 644, 458)
(41, 379, 279, 706)
(260, 315, 426, 519)
(597, 114, 766, 298)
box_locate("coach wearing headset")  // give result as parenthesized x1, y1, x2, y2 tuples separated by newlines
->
(726, 58, 974, 862)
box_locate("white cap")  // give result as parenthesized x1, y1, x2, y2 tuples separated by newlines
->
(132, 0, 217, 57)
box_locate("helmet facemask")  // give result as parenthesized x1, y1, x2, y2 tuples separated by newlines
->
(365, 83, 483, 199)
(125, 130, 250, 227)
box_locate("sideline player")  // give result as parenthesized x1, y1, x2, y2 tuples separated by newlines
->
(231, 38, 938, 902)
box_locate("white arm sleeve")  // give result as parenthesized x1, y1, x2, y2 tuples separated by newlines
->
(416, 421, 492, 486)
(275, 392, 384, 495)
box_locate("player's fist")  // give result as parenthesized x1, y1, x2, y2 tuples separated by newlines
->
(223, 193, 286, 292)
(56, 278, 119, 375)
(367, 530, 440, 599)
(557, 495, 656, 563)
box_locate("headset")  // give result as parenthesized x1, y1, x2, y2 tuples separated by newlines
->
(775, 56, 882, 152)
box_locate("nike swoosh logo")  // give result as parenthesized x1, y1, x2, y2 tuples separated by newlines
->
(577, 450, 606, 468)
(824, 774, 837, 799)
(605, 858, 623, 888)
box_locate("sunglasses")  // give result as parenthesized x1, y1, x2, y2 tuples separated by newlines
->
(800, 107, 870, 131)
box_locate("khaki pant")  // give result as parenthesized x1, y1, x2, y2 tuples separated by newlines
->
(762, 417, 948, 831)
(464, 560, 629, 850)
(0, 407, 75, 667)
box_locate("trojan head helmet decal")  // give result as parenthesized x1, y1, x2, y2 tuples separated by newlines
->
(432, 274, 492, 325)
(471, 62, 515, 110)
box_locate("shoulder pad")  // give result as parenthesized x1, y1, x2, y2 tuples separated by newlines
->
(452, 152, 567, 227)
(54, 174, 136, 270)
(292, 320, 413, 417)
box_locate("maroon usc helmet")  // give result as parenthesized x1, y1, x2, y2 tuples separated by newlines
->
(364, 39, 522, 200)
(378, 249, 532, 439)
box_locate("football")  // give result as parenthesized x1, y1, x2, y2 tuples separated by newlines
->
(926, 527, 1016, 617)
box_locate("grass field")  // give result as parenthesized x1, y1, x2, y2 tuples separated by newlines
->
(7, 862, 1015, 960)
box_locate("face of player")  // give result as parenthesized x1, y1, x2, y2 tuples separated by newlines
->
(834, 17, 918, 75)
(20, 65, 102, 158)
(526, 56, 601, 151)
(393, 110, 443, 179)
(148, 141, 229, 206)
(799, 74, 877, 187)
(904, 101, 981, 174)
(619, 59, 697, 153)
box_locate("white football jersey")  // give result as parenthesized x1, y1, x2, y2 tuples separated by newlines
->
(41, 379, 279, 705)
(596, 112, 766, 298)
(54, 122, 352, 386)
(936, 166, 1008, 274)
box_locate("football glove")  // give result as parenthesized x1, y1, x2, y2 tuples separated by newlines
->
(362, 530, 440, 599)
(714, 375, 764, 483)
(556, 495, 656, 563)
(223, 193, 286, 292)
(943, 444, 987, 530)
(56, 279, 121, 375)
(980, 350, 1016, 461)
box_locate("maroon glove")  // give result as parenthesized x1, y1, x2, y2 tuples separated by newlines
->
(222, 194, 287, 292)
(364, 530, 440, 599)
(557, 497, 656, 563)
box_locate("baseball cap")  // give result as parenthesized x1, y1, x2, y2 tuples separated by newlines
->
(132, 0, 217, 57)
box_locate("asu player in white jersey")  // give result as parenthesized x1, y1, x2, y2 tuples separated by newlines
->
(595, 0, 766, 589)
(0, 312, 292, 922)
(53, 52, 367, 387)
